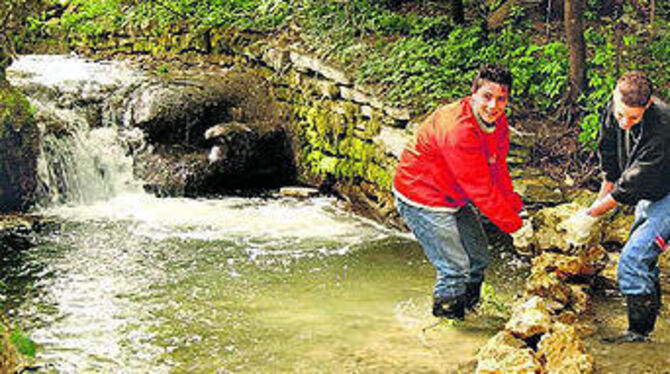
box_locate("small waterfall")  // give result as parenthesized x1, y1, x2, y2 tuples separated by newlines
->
(36, 123, 142, 206)
(6, 55, 147, 207)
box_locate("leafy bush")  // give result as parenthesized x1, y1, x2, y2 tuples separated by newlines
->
(42, 0, 668, 150)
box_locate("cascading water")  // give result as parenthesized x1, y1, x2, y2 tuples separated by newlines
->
(37, 125, 141, 206)
(8, 55, 146, 207)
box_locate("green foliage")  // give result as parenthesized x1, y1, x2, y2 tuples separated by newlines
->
(41, 0, 669, 152)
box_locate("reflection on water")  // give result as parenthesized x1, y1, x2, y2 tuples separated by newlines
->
(2, 194, 525, 373)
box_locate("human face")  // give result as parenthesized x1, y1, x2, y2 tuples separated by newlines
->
(613, 88, 649, 131)
(471, 80, 510, 124)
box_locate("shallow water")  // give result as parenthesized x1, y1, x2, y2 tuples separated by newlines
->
(1, 194, 524, 373)
(584, 290, 670, 373)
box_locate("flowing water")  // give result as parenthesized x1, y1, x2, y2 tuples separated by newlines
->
(1, 193, 525, 373)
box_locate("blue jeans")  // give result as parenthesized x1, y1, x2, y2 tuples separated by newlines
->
(618, 192, 670, 295)
(395, 198, 489, 300)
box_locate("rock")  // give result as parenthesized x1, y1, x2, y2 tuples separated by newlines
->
(373, 126, 409, 159)
(262, 48, 290, 71)
(123, 80, 230, 147)
(340, 86, 380, 107)
(0, 81, 39, 212)
(576, 245, 608, 276)
(506, 296, 552, 339)
(525, 268, 572, 308)
(537, 323, 595, 374)
(599, 252, 619, 289)
(568, 284, 590, 315)
(603, 209, 635, 244)
(279, 187, 319, 198)
(475, 331, 542, 374)
(288, 51, 351, 85)
(513, 175, 565, 205)
(532, 202, 603, 252)
(476, 349, 543, 374)
(383, 105, 411, 122)
(531, 247, 606, 280)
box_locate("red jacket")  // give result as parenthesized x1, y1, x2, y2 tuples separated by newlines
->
(393, 97, 523, 233)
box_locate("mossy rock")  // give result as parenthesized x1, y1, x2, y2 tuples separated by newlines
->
(0, 80, 39, 212)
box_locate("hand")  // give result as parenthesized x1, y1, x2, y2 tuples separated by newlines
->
(559, 210, 598, 246)
(511, 220, 534, 248)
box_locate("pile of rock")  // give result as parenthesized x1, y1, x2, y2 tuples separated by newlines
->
(474, 192, 638, 373)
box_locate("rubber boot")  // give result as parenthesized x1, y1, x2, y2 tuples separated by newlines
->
(602, 294, 658, 344)
(432, 294, 466, 320)
(465, 282, 482, 311)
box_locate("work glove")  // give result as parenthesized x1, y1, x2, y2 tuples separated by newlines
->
(559, 210, 598, 247)
(511, 219, 534, 248)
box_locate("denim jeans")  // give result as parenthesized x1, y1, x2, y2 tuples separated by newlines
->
(395, 198, 489, 300)
(618, 192, 670, 295)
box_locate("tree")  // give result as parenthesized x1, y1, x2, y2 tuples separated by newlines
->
(563, 0, 586, 115)
(451, 0, 465, 24)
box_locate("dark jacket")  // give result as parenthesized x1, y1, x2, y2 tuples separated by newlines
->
(598, 97, 670, 205)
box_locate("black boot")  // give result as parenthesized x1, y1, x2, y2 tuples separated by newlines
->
(602, 294, 658, 344)
(655, 280, 662, 310)
(465, 282, 482, 311)
(432, 294, 466, 320)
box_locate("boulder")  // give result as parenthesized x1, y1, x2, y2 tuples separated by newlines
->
(525, 269, 572, 308)
(0, 81, 39, 212)
(505, 296, 553, 339)
(475, 331, 542, 374)
(537, 323, 595, 374)
(531, 202, 605, 253)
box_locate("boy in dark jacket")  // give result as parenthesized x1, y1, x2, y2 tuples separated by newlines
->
(562, 71, 670, 343)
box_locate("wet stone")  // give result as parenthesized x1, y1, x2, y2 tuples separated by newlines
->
(475, 331, 542, 374)
(505, 296, 552, 339)
(537, 323, 595, 374)
(525, 269, 572, 308)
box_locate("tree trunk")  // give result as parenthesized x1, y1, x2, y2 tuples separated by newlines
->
(564, 0, 586, 112)
(451, 0, 465, 24)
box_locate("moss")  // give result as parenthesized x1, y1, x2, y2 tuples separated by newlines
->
(0, 81, 39, 212)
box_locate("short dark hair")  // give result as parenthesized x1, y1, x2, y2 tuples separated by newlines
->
(473, 64, 513, 93)
(616, 71, 653, 107)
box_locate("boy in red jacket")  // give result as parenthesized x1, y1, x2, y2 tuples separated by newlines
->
(393, 64, 527, 319)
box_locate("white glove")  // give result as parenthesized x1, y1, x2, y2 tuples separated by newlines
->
(511, 220, 534, 248)
(559, 210, 598, 246)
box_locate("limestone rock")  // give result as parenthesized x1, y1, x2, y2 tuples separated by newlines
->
(475, 331, 542, 374)
(568, 284, 590, 315)
(506, 296, 552, 338)
(537, 323, 595, 374)
(531, 247, 606, 280)
(475, 348, 543, 374)
(532, 202, 605, 253)
(525, 269, 572, 308)
(289, 51, 351, 85)
(373, 126, 409, 159)
(513, 175, 564, 205)
(279, 187, 319, 198)
(599, 252, 619, 289)
(603, 209, 635, 244)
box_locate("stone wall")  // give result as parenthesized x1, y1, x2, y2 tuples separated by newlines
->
(70, 26, 416, 226)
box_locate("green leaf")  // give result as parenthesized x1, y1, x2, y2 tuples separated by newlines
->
(10, 329, 37, 357)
